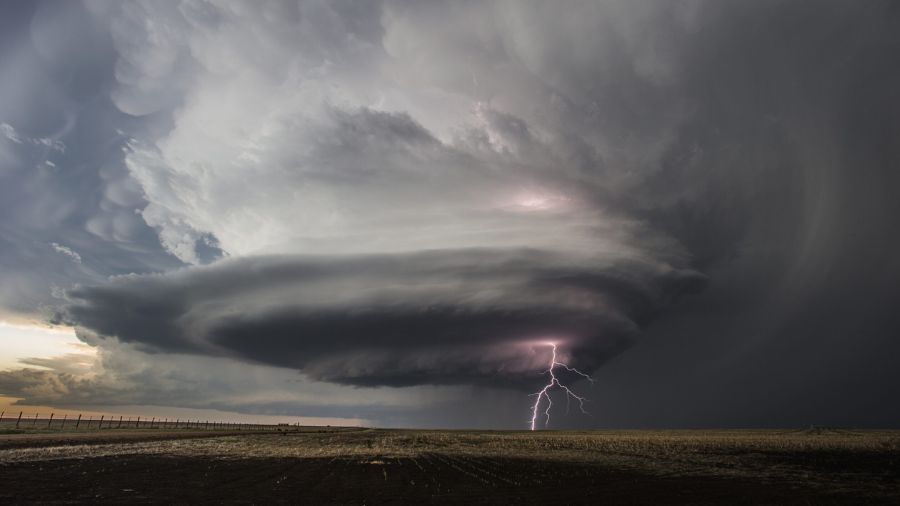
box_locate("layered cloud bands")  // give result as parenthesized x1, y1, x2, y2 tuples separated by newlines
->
(66, 251, 704, 386)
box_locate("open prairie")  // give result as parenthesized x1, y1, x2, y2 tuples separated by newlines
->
(0, 427, 897, 504)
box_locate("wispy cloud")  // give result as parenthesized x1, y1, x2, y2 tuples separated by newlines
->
(50, 243, 82, 264)
(1, 123, 65, 153)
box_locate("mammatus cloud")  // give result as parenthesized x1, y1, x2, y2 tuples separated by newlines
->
(106, 0, 700, 265)
(0, 1, 181, 321)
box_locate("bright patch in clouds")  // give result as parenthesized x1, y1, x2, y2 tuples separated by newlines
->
(511, 190, 572, 212)
(0, 322, 94, 371)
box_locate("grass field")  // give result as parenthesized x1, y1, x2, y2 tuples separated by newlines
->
(1, 427, 897, 504)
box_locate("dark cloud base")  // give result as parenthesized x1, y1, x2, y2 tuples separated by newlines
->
(64, 249, 704, 387)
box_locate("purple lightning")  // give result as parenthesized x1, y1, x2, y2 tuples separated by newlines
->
(529, 343, 594, 431)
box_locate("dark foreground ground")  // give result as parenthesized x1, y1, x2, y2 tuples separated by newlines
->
(0, 427, 897, 505)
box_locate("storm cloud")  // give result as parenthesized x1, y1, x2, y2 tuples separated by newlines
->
(64, 250, 704, 386)
(52, 0, 711, 391)
(2, 0, 900, 427)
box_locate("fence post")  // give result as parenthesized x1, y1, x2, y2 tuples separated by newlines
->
(99, 415, 104, 429)
(136, 416, 140, 428)
(32, 412, 38, 426)
(118, 415, 123, 429)
(48, 412, 54, 428)
(0, 410, 4, 422)
(61, 414, 67, 429)
(75, 414, 82, 429)
(15, 411, 22, 429)
(206, 420, 209, 430)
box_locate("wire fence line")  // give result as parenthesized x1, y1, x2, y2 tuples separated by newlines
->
(0, 410, 296, 432)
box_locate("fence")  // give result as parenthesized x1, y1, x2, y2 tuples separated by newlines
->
(0, 410, 293, 432)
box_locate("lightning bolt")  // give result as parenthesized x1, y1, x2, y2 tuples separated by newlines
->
(529, 343, 594, 431)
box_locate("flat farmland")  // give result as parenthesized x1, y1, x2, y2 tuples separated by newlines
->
(1, 428, 898, 504)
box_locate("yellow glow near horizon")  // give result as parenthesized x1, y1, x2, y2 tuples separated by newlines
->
(0, 322, 369, 427)
(0, 321, 93, 371)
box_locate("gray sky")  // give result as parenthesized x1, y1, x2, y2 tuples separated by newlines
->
(1, 0, 899, 429)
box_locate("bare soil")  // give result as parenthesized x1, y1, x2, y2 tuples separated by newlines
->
(0, 428, 897, 505)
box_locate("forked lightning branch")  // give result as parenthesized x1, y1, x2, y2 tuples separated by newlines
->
(529, 343, 595, 430)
